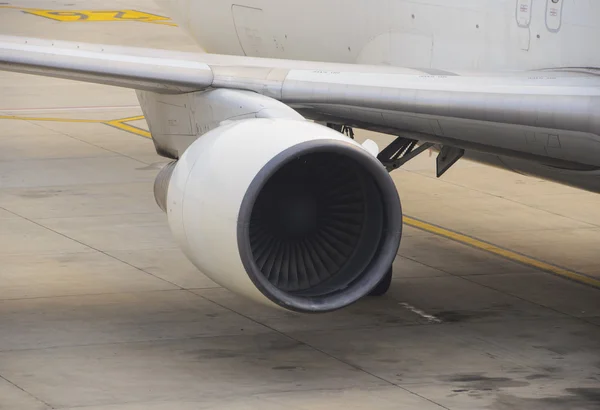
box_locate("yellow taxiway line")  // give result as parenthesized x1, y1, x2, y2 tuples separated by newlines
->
(404, 216, 600, 289)
(0, 115, 104, 123)
(0, 114, 151, 139)
(0, 114, 598, 289)
(0, 114, 150, 138)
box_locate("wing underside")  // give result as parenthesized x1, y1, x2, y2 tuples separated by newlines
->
(1, 34, 599, 167)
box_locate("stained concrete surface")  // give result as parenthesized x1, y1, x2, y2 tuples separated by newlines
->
(0, 2, 599, 409)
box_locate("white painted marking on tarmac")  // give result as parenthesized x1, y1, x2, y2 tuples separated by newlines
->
(0, 105, 140, 112)
(400, 302, 442, 323)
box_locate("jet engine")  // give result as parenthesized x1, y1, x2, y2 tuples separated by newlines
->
(154, 119, 402, 313)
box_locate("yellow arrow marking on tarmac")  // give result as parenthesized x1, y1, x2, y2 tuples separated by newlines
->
(0, 6, 178, 26)
(105, 116, 151, 138)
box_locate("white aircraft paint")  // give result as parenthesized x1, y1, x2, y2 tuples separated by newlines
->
(157, 0, 599, 70)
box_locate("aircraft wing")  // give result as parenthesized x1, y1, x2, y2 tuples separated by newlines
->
(2, 35, 600, 166)
(0, 35, 216, 92)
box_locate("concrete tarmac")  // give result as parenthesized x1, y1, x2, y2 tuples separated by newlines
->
(0, 2, 599, 409)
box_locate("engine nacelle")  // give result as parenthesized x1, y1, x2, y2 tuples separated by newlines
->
(158, 118, 402, 313)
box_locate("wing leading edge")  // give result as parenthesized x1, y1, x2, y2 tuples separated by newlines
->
(0, 35, 214, 92)
(1, 35, 600, 167)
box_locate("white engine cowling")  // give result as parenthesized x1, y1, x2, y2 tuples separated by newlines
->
(161, 118, 403, 313)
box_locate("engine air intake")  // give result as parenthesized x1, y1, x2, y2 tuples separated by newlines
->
(238, 139, 402, 312)
(249, 152, 382, 294)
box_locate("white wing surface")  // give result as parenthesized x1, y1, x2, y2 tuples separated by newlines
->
(2, 35, 599, 167)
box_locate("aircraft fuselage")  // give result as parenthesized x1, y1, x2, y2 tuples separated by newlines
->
(155, 0, 600, 192)
(160, 0, 600, 71)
